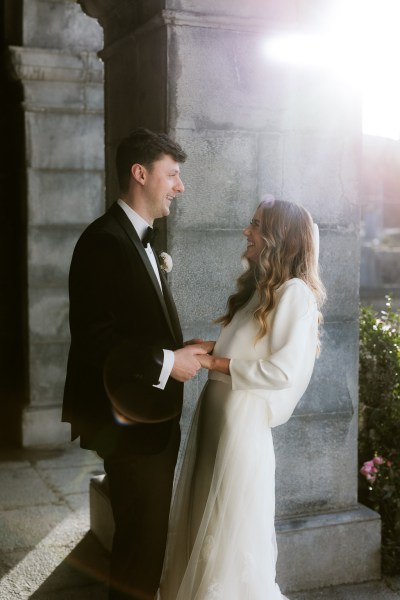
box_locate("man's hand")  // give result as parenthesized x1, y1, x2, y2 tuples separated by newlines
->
(184, 339, 215, 354)
(171, 344, 207, 382)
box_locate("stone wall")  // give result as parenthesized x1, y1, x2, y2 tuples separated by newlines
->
(5, 0, 105, 445)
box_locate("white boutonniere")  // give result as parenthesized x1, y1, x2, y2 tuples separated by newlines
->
(159, 252, 173, 273)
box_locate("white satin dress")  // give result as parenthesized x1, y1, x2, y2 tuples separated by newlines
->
(160, 278, 319, 600)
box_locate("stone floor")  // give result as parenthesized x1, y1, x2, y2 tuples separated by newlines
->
(0, 442, 399, 599)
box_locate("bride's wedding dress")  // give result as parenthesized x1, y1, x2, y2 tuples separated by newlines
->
(160, 279, 318, 600)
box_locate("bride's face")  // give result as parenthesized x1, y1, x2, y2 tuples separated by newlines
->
(243, 207, 266, 262)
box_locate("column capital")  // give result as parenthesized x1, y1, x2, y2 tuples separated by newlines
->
(78, 0, 142, 46)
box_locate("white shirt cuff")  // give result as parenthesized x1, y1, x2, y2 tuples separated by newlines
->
(153, 349, 175, 390)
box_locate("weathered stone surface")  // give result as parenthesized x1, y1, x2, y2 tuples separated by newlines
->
(23, 79, 103, 112)
(258, 131, 360, 227)
(298, 320, 358, 416)
(22, 406, 71, 447)
(23, 0, 103, 51)
(0, 504, 70, 552)
(0, 468, 58, 510)
(169, 130, 258, 230)
(29, 342, 69, 407)
(276, 506, 381, 592)
(170, 25, 292, 132)
(25, 112, 104, 170)
(168, 229, 245, 325)
(27, 169, 104, 226)
(42, 465, 105, 496)
(166, 0, 297, 20)
(9, 47, 103, 84)
(274, 413, 358, 516)
(28, 227, 80, 285)
(29, 287, 69, 342)
(321, 228, 360, 322)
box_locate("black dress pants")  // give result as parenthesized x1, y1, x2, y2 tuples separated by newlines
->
(104, 422, 181, 600)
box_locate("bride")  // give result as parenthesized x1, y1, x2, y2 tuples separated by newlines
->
(159, 198, 326, 600)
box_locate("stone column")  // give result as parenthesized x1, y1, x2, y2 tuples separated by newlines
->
(7, 0, 105, 445)
(81, 0, 380, 591)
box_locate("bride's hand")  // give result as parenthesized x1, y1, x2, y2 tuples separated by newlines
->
(197, 354, 230, 375)
(197, 353, 214, 370)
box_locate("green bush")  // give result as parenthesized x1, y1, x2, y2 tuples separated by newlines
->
(358, 297, 400, 574)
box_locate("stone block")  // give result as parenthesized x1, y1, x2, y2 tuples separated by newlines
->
(257, 131, 360, 229)
(28, 286, 69, 342)
(85, 82, 104, 111)
(170, 25, 292, 131)
(25, 111, 104, 170)
(168, 229, 244, 325)
(274, 413, 358, 516)
(276, 506, 381, 592)
(22, 406, 71, 447)
(166, 0, 297, 21)
(29, 341, 69, 407)
(23, 79, 103, 112)
(9, 46, 103, 84)
(23, 0, 103, 51)
(281, 66, 361, 136)
(28, 227, 80, 285)
(321, 228, 360, 322)
(27, 169, 105, 226)
(90, 475, 114, 554)
(292, 581, 399, 600)
(169, 129, 258, 230)
(24, 80, 87, 111)
(299, 320, 358, 416)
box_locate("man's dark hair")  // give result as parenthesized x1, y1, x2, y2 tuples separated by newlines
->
(116, 128, 187, 193)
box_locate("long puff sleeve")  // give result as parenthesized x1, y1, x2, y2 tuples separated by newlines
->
(229, 280, 318, 392)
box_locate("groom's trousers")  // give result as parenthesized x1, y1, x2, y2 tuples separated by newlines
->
(103, 420, 181, 600)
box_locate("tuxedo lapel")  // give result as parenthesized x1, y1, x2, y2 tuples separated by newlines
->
(109, 203, 181, 345)
(157, 266, 183, 346)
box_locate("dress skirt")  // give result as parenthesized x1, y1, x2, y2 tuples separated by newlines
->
(160, 379, 288, 600)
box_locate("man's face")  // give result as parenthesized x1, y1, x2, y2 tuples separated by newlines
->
(144, 155, 185, 221)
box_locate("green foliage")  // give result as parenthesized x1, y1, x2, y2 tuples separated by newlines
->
(358, 296, 400, 574)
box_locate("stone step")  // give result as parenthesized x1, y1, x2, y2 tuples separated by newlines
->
(89, 475, 381, 594)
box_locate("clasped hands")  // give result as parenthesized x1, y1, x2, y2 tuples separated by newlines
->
(170, 339, 216, 383)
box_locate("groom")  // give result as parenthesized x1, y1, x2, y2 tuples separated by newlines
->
(62, 128, 207, 600)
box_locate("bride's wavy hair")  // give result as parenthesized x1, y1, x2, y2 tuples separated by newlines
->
(216, 198, 326, 346)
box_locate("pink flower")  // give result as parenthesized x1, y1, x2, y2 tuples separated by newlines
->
(360, 460, 378, 477)
(373, 456, 385, 465)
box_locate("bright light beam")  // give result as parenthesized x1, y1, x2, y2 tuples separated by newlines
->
(263, 0, 400, 140)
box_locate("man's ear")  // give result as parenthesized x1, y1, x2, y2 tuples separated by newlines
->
(131, 163, 146, 185)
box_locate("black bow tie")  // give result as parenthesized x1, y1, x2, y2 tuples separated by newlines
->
(142, 226, 159, 247)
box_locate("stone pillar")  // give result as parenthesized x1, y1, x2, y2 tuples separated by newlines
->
(81, 0, 380, 591)
(7, 1, 105, 445)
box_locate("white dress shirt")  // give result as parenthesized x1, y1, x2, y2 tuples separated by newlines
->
(117, 199, 175, 390)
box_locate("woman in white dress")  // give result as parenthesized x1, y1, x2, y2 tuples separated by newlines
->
(160, 198, 326, 600)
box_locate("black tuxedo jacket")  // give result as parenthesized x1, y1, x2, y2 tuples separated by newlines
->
(62, 202, 184, 457)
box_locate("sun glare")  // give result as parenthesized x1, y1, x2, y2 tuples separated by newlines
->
(264, 0, 400, 140)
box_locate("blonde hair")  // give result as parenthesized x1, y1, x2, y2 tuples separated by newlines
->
(217, 199, 326, 346)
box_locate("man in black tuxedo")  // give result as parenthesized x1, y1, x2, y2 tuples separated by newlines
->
(62, 128, 208, 600)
